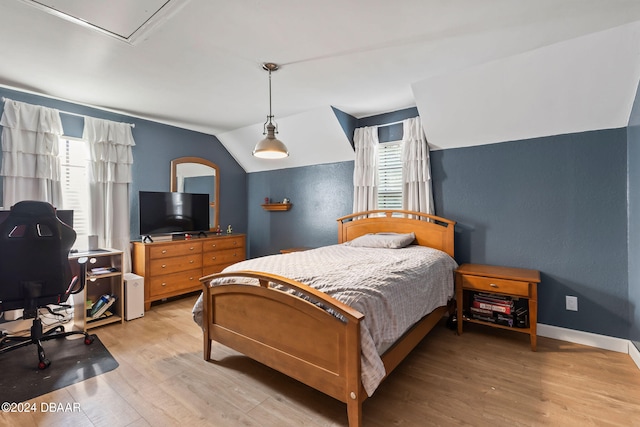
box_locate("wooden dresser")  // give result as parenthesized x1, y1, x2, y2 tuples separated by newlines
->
(132, 234, 246, 310)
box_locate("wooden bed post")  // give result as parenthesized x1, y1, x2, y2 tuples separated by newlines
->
(345, 305, 362, 427)
(202, 284, 212, 361)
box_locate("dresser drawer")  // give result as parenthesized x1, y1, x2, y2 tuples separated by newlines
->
(149, 269, 202, 297)
(203, 237, 245, 252)
(149, 242, 202, 259)
(150, 255, 202, 275)
(203, 248, 244, 267)
(461, 275, 530, 297)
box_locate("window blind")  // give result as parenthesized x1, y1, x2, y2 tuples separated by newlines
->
(377, 140, 402, 209)
(58, 137, 90, 248)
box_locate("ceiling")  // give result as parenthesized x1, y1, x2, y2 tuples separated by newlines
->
(1, 0, 640, 171)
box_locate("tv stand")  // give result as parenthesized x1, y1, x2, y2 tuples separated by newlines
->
(132, 234, 246, 310)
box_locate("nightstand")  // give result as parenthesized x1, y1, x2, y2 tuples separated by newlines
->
(455, 263, 541, 351)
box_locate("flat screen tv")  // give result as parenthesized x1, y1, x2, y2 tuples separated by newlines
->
(139, 191, 209, 236)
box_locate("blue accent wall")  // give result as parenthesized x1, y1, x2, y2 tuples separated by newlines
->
(0, 87, 247, 239)
(247, 161, 353, 257)
(628, 79, 640, 346)
(432, 130, 628, 338)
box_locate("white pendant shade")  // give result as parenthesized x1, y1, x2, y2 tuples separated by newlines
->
(252, 138, 289, 159)
(253, 124, 289, 158)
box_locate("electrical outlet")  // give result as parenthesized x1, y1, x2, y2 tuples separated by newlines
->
(566, 295, 578, 311)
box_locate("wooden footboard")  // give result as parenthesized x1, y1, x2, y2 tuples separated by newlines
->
(200, 270, 448, 427)
(200, 270, 366, 426)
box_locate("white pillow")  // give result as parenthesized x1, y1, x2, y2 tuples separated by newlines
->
(345, 232, 416, 249)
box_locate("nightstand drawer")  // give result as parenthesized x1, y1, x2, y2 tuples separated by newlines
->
(462, 275, 530, 297)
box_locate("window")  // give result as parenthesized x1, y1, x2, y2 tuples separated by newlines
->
(58, 137, 90, 249)
(377, 140, 402, 209)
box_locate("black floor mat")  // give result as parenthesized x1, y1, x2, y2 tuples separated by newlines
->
(0, 334, 118, 403)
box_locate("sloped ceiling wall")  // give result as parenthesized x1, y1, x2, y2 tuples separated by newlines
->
(226, 20, 640, 173)
(413, 21, 640, 150)
(216, 106, 354, 173)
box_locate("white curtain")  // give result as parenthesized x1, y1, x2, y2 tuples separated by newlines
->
(0, 99, 63, 208)
(83, 117, 135, 272)
(352, 126, 379, 213)
(401, 117, 434, 214)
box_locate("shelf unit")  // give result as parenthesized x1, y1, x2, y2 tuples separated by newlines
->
(70, 249, 124, 331)
(261, 203, 292, 211)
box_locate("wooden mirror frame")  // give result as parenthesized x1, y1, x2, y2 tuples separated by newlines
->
(170, 156, 220, 230)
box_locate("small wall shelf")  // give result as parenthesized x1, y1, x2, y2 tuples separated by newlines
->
(261, 203, 292, 211)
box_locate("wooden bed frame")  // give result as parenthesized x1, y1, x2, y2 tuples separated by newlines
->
(199, 210, 455, 427)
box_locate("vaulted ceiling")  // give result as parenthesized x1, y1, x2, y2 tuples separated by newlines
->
(1, 0, 640, 172)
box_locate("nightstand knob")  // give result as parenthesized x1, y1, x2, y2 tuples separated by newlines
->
(490, 283, 498, 288)
(161, 250, 167, 254)
(161, 264, 166, 268)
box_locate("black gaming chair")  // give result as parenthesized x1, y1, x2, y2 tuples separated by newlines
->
(0, 201, 94, 369)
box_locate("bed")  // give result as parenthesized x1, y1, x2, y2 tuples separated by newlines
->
(193, 210, 456, 427)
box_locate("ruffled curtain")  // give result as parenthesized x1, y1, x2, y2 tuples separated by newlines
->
(352, 126, 379, 213)
(0, 99, 63, 208)
(83, 117, 135, 272)
(401, 117, 434, 214)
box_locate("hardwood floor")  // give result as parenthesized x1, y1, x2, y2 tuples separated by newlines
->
(2, 294, 640, 426)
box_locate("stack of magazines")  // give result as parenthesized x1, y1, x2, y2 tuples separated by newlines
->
(89, 294, 117, 319)
(468, 292, 528, 327)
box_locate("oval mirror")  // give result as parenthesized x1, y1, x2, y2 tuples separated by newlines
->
(170, 157, 219, 230)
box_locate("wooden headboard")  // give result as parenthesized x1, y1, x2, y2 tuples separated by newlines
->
(337, 210, 455, 257)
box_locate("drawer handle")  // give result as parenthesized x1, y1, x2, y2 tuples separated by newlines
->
(189, 247, 195, 250)
(161, 282, 167, 287)
(162, 250, 167, 254)
(490, 283, 498, 288)
(161, 264, 166, 268)
(189, 260, 194, 263)
(189, 277, 194, 280)
(233, 241, 237, 246)
(211, 244, 216, 248)
(211, 256, 216, 260)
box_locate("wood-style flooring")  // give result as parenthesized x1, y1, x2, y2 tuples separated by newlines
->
(2, 294, 640, 426)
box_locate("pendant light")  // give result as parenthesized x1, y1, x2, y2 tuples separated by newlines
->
(253, 62, 289, 159)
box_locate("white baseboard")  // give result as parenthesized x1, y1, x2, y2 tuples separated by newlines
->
(538, 323, 629, 353)
(630, 341, 640, 370)
(538, 323, 640, 371)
